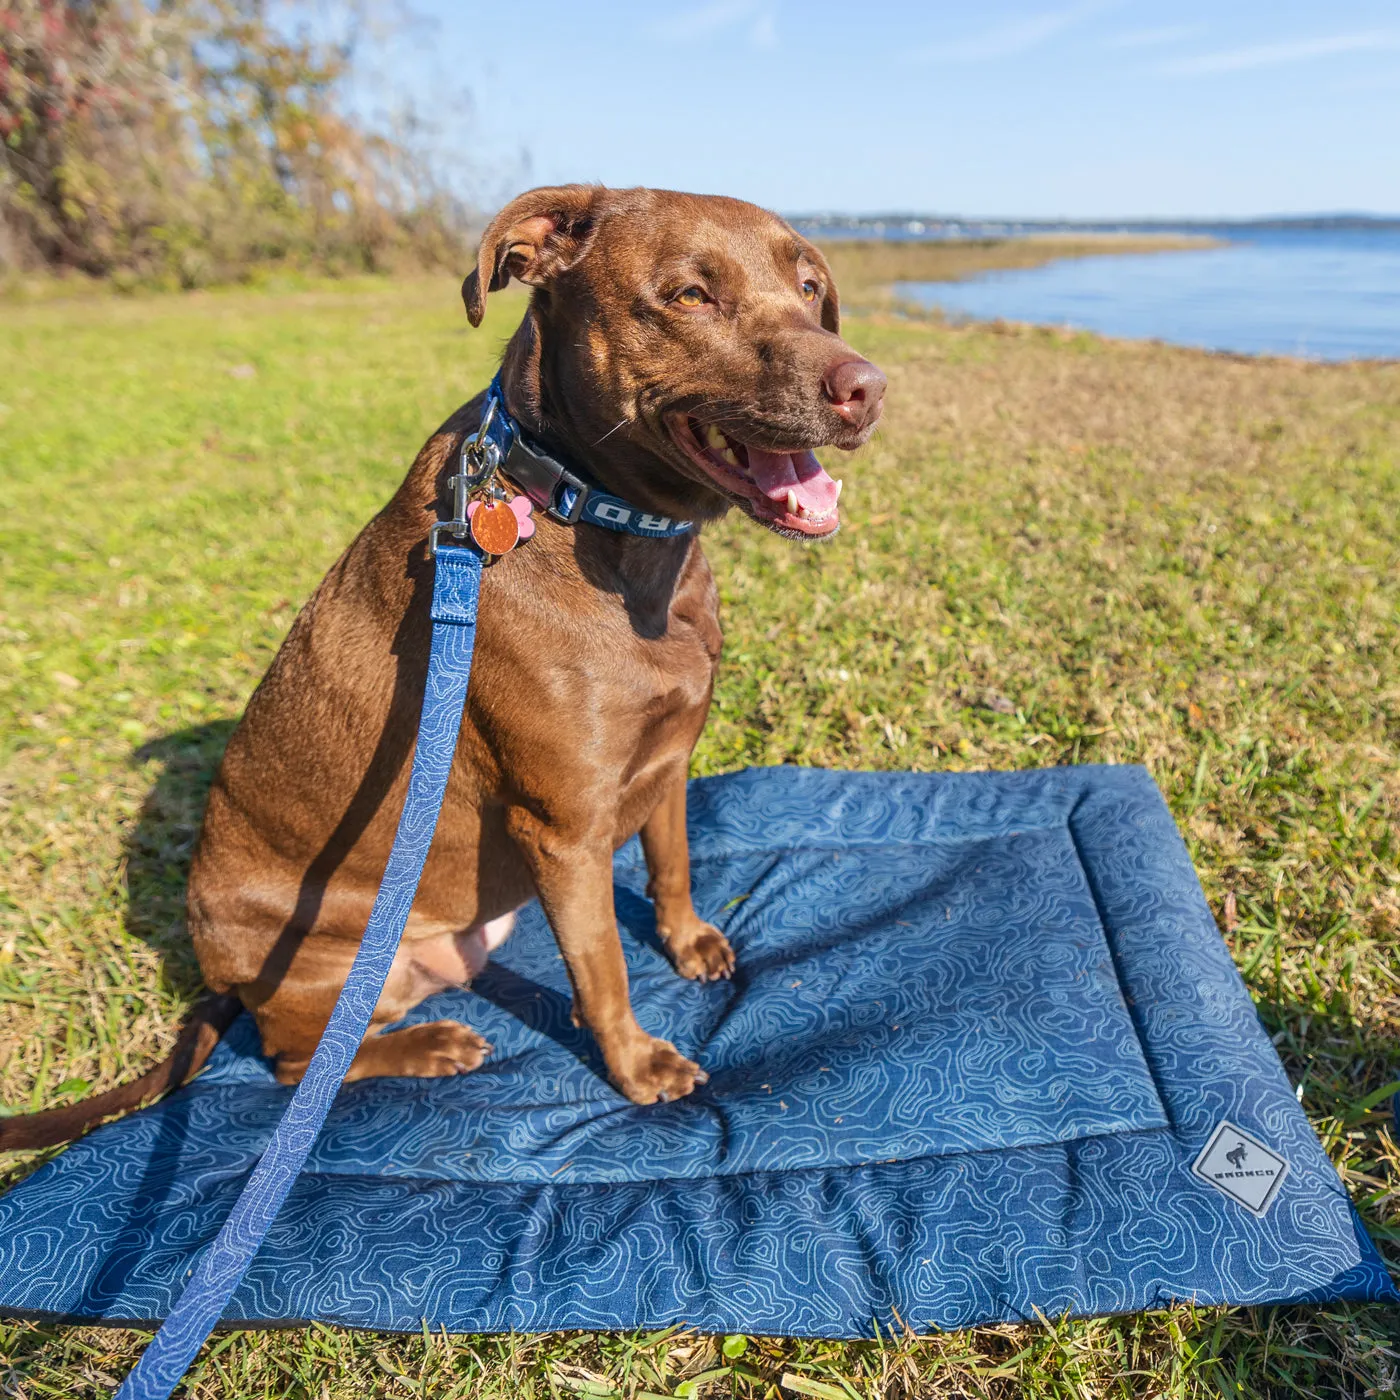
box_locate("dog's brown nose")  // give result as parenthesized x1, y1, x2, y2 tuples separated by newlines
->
(822, 357, 887, 429)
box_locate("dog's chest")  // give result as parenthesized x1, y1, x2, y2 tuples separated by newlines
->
(594, 546, 721, 714)
(597, 579, 722, 774)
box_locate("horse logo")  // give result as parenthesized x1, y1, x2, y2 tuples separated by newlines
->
(1192, 1121, 1289, 1216)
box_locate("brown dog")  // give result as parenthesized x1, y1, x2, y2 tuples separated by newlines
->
(6, 185, 886, 1144)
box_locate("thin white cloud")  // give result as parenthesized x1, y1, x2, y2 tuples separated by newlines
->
(749, 10, 778, 50)
(910, 1, 1115, 64)
(650, 1, 776, 46)
(1100, 23, 1203, 51)
(1165, 29, 1400, 75)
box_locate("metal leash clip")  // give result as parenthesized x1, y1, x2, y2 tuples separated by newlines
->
(430, 394, 535, 557)
(430, 397, 503, 556)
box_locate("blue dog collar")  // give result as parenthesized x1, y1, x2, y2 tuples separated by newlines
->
(473, 373, 692, 540)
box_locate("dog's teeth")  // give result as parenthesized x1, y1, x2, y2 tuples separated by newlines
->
(833, 479, 844, 500)
(721, 448, 739, 466)
(705, 424, 727, 450)
(786, 489, 799, 516)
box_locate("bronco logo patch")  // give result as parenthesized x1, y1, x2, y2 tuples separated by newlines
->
(1191, 1120, 1290, 1217)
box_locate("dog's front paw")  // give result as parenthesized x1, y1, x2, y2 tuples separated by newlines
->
(611, 1034, 708, 1104)
(666, 921, 736, 982)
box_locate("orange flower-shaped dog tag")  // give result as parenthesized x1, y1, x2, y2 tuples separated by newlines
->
(466, 495, 535, 555)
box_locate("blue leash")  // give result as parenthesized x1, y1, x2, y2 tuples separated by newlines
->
(115, 544, 482, 1399)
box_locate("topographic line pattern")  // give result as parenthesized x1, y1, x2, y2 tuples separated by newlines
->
(0, 765, 1391, 1336)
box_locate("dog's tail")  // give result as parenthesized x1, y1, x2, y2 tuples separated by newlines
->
(0, 993, 243, 1152)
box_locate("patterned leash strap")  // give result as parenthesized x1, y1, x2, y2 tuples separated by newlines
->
(114, 544, 483, 1400)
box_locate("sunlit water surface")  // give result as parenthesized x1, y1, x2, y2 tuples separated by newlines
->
(893, 229, 1400, 361)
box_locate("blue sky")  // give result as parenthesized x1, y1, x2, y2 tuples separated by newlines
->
(353, 1, 1400, 218)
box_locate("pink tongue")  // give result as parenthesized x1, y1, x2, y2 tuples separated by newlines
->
(745, 448, 840, 515)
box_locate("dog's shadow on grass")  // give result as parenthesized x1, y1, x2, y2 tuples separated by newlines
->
(124, 721, 239, 993)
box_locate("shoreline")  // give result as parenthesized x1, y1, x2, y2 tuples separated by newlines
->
(817, 234, 1212, 308)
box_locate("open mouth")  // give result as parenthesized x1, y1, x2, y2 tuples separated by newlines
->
(667, 416, 843, 538)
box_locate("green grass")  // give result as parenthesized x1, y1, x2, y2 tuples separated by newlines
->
(2, 275, 1399, 1396)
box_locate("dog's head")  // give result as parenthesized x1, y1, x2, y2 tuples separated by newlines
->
(464, 185, 885, 540)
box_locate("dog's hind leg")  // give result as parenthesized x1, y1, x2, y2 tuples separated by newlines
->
(246, 921, 508, 1085)
(336, 912, 518, 1080)
(339, 1020, 494, 1081)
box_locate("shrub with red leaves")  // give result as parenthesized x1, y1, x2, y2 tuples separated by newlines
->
(0, 0, 466, 283)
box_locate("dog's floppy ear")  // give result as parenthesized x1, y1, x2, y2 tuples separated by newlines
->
(462, 185, 603, 328)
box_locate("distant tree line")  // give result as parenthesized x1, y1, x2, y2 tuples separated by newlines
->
(0, 0, 471, 285)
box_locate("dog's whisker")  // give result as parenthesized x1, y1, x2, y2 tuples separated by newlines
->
(594, 417, 630, 446)
(683, 407, 744, 432)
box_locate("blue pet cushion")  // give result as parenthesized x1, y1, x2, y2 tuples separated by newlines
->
(0, 765, 1392, 1334)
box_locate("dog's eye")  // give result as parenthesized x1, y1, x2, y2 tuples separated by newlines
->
(801, 279, 820, 302)
(674, 286, 708, 307)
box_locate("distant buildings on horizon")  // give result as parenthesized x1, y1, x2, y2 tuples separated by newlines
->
(790, 213, 1400, 240)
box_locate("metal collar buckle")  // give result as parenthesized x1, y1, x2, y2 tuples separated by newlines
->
(503, 435, 590, 526)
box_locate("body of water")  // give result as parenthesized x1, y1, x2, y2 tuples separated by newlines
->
(876, 226, 1400, 361)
